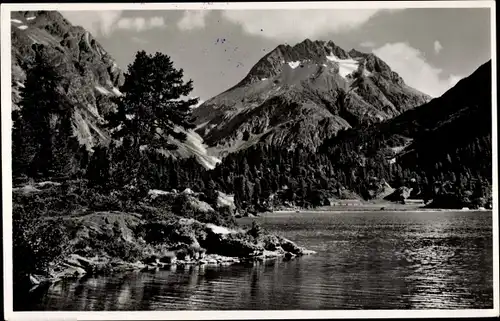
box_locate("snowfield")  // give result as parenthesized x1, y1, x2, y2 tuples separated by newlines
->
(95, 85, 111, 95)
(287, 61, 301, 69)
(326, 54, 360, 78)
(158, 126, 221, 170)
(112, 87, 123, 96)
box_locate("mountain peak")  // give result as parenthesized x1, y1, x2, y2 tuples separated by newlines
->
(239, 39, 393, 86)
(194, 39, 431, 156)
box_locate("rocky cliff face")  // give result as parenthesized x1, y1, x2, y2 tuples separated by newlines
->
(193, 39, 430, 157)
(11, 11, 220, 169)
(11, 10, 125, 150)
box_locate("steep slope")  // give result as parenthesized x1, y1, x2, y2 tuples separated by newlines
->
(10, 10, 219, 169)
(158, 127, 221, 169)
(193, 39, 430, 157)
(320, 60, 492, 205)
(322, 60, 492, 165)
(11, 10, 125, 149)
(189, 60, 491, 210)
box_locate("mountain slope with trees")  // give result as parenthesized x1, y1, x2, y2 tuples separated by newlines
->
(320, 60, 493, 208)
(132, 60, 492, 212)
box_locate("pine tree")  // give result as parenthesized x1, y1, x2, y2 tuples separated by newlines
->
(108, 51, 197, 154)
(86, 145, 112, 190)
(13, 44, 69, 178)
(51, 110, 78, 177)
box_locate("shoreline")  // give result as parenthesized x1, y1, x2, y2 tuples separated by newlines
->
(265, 206, 492, 215)
(27, 248, 315, 293)
(23, 212, 317, 294)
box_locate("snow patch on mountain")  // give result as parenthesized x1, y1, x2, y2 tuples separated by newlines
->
(84, 32, 90, 47)
(17, 25, 28, 30)
(196, 121, 210, 130)
(26, 16, 36, 21)
(11, 19, 22, 24)
(288, 61, 301, 69)
(326, 54, 359, 78)
(158, 126, 221, 170)
(95, 85, 111, 95)
(112, 87, 123, 96)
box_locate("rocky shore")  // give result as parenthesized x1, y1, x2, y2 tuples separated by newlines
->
(25, 212, 315, 291)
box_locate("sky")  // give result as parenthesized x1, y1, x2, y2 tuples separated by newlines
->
(61, 8, 492, 100)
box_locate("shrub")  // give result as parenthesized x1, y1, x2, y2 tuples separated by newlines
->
(87, 192, 123, 212)
(132, 203, 177, 222)
(138, 221, 195, 246)
(13, 216, 71, 281)
(78, 227, 145, 262)
(247, 221, 262, 239)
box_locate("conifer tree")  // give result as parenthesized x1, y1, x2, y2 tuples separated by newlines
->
(13, 44, 69, 178)
(108, 50, 198, 154)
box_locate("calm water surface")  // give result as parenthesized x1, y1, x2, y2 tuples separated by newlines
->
(24, 211, 493, 310)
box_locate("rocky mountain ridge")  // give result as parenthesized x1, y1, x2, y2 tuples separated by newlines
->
(193, 39, 431, 157)
(11, 10, 125, 150)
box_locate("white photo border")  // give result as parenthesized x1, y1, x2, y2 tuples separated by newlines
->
(1, 1, 497, 320)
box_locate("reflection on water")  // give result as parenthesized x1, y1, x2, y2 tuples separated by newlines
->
(22, 211, 493, 310)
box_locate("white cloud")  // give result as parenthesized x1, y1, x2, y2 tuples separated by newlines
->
(221, 9, 384, 41)
(116, 16, 165, 32)
(61, 10, 122, 36)
(360, 41, 376, 48)
(149, 16, 165, 28)
(372, 42, 463, 97)
(177, 10, 209, 30)
(447, 74, 462, 87)
(61, 11, 164, 36)
(433, 40, 443, 54)
(131, 36, 148, 44)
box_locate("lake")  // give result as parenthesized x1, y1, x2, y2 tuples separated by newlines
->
(22, 210, 493, 310)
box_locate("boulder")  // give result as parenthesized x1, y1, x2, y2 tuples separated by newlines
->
(203, 231, 264, 258)
(54, 266, 87, 279)
(280, 239, 303, 255)
(216, 191, 236, 210)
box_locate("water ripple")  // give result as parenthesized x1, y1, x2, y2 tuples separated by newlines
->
(24, 211, 493, 311)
